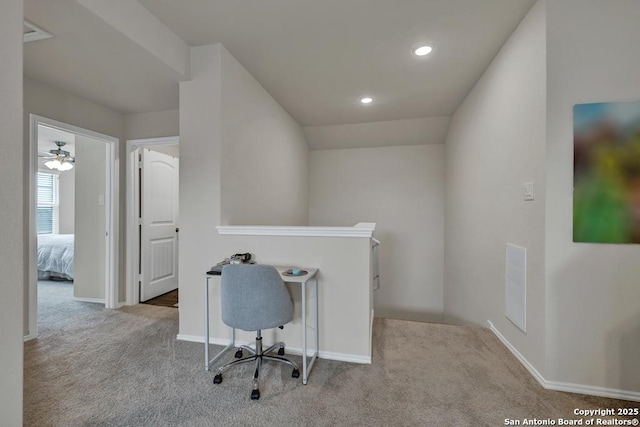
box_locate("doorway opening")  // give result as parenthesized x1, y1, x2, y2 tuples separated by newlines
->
(125, 137, 179, 306)
(27, 114, 119, 340)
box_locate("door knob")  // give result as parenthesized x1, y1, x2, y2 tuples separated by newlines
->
(175, 227, 180, 233)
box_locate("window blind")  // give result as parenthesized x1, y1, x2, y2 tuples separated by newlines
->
(37, 172, 59, 234)
(37, 207, 54, 234)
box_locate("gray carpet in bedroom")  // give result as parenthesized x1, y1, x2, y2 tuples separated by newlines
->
(25, 281, 635, 427)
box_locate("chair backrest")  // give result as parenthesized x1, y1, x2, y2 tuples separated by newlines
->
(220, 264, 294, 331)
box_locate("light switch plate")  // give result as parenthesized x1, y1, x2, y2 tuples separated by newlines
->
(523, 182, 534, 201)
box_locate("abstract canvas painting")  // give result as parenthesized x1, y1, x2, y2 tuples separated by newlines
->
(574, 100, 640, 243)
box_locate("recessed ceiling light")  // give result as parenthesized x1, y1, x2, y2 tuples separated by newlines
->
(360, 97, 373, 104)
(413, 45, 433, 56)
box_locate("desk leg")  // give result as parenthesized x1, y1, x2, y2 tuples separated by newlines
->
(315, 278, 319, 355)
(204, 276, 210, 371)
(310, 277, 319, 370)
(299, 278, 319, 385)
(301, 279, 308, 384)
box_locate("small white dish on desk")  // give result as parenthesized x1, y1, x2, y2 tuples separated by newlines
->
(282, 268, 308, 277)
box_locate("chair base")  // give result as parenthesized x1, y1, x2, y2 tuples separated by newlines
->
(213, 330, 299, 400)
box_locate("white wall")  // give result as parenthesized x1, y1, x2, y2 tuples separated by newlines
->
(58, 168, 76, 234)
(546, 0, 640, 393)
(303, 116, 451, 150)
(178, 43, 310, 341)
(146, 144, 179, 158)
(309, 145, 444, 322)
(179, 44, 223, 341)
(444, 0, 546, 375)
(0, 0, 24, 423)
(124, 109, 179, 141)
(219, 47, 309, 226)
(24, 78, 124, 139)
(73, 136, 107, 300)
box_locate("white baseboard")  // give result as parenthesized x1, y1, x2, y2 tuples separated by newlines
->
(318, 349, 370, 364)
(72, 297, 105, 304)
(487, 321, 546, 387)
(545, 380, 640, 402)
(176, 334, 371, 365)
(487, 320, 640, 402)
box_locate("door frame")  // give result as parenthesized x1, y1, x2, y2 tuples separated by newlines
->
(125, 136, 179, 305)
(27, 114, 119, 340)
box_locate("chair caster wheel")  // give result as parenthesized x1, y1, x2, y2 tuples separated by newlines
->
(234, 349, 243, 358)
(292, 369, 300, 378)
(251, 389, 260, 400)
(277, 347, 285, 356)
(213, 374, 223, 384)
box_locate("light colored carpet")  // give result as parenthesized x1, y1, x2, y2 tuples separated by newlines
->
(25, 281, 635, 426)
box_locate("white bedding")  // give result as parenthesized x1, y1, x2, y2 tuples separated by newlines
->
(37, 234, 74, 280)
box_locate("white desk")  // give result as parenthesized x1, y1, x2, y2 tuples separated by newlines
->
(204, 266, 319, 385)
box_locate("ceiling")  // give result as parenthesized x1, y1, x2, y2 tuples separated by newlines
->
(24, 0, 536, 127)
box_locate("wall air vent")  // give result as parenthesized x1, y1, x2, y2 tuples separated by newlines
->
(24, 20, 52, 43)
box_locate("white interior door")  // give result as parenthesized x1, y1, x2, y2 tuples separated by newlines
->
(140, 148, 179, 302)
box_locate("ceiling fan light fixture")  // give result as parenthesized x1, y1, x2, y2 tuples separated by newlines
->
(44, 157, 74, 171)
(42, 141, 75, 171)
(57, 161, 74, 171)
(44, 159, 62, 170)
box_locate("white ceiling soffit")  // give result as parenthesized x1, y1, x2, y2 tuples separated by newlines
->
(23, 0, 183, 114)
(24, 20, 53, 43)
(138, 0, 536, 126)
(74, 0, 190, 79)
(303, 117, 451, 151)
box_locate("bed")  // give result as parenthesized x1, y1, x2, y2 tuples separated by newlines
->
(37, 234, 74, 280)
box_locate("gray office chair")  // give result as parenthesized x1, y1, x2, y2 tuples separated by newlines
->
(213, 264, 299, 400)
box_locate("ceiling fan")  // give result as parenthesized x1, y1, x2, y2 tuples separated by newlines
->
(39, 141, 75, 171)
